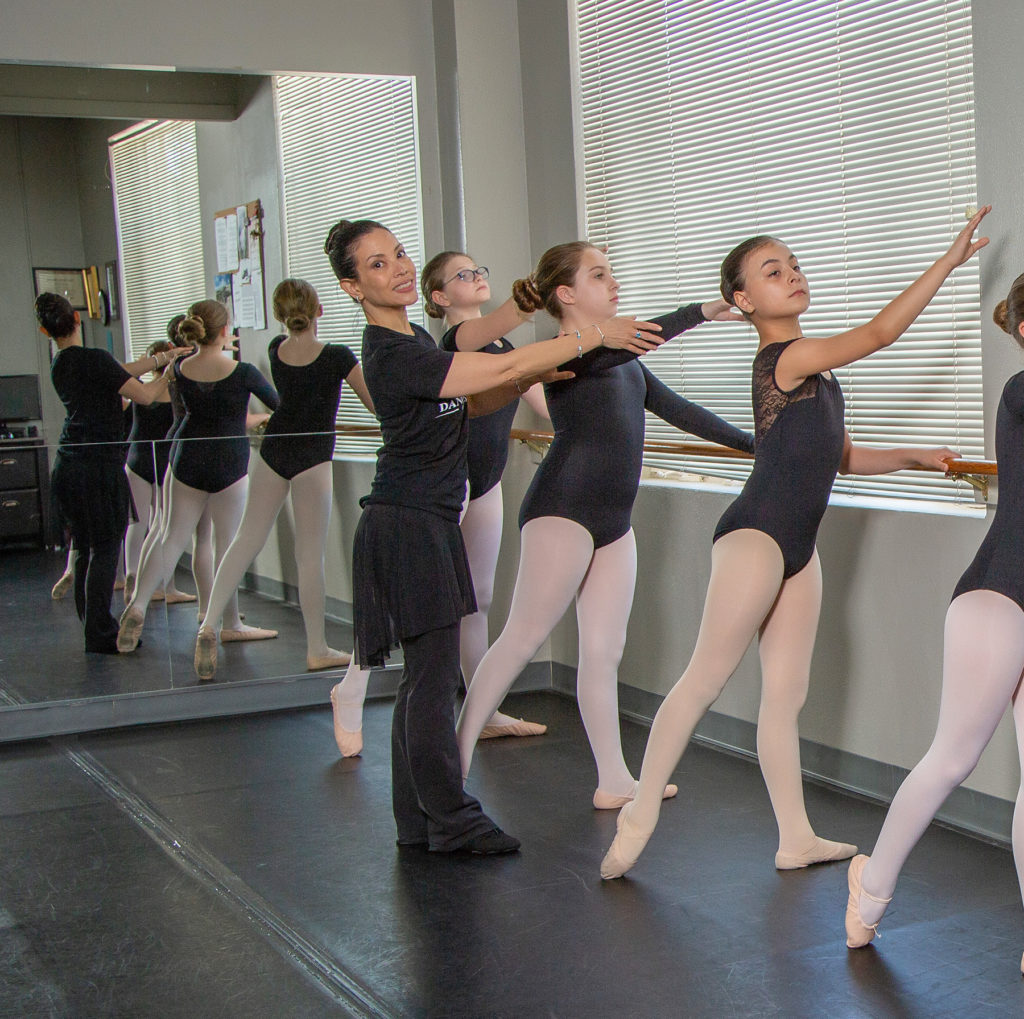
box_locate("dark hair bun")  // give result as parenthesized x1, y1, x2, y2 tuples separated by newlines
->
(324, 220, 353, 257)
(512, 276, 543, 314)
(285, 313, 311, 331)
(993, 299, 1010, 334)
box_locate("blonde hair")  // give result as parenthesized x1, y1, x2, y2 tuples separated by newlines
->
(420, 251, 463, 319)
(272, 278, 320, 332)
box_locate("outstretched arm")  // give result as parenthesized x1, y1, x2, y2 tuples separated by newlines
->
(446, 299, 533, 352)
(642, 364, 755, 454)
(778, 206, 991, 389)
(838, 431, 957, 475)
(439, 316, 663, 399)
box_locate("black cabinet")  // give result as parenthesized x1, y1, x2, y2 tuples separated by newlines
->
(0, 440, 49, 546)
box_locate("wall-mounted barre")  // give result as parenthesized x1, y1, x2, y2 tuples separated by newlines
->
(334, 425, 998, 495)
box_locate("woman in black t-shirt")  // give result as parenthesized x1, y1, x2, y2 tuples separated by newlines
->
(194, 279, 374, 681)
(324, 218, 664, 854)
(37, 293, 188, 653)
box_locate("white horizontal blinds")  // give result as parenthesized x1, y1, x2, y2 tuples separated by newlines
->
(575, 0, 981, 503)
(275, 74, 424, 457)
(109, 121, 205, 360)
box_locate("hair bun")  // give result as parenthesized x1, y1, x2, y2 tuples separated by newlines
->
(324, 220, 353, 256)
(285, 313, 311, 332)
(993, 299, 1010, 334)
(512, 276, 543, 314)
(177, 314, 207, 343)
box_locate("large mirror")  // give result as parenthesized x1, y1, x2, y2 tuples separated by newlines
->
(0, 64, 401, 740)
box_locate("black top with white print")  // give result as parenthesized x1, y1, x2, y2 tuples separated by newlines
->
(359, 322, 469, 521)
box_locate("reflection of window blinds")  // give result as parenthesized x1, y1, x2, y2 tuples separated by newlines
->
(574, 0, 981, 506)
(109, 121, 205, 360)
(275, 74, 425, 457)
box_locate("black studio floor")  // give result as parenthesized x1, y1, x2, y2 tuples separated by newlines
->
(2, 692, 1024, 1017)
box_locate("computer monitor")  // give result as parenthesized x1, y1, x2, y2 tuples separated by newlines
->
(0, 375, 42, 422)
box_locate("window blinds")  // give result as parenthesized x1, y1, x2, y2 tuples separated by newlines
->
(275, 74, 425, 457)
(573, 0, 980, 504)
(109, 120, 205, 360)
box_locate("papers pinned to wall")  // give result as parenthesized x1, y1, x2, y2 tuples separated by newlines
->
(213, 200, 266, 331)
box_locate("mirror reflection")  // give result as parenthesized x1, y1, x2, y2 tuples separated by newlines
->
(1, 64, 395, 737)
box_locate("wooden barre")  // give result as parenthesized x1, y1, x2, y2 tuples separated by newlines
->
(334, 425, 998, 477)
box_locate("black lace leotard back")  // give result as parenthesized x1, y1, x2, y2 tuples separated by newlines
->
(713, 339, 845, 577)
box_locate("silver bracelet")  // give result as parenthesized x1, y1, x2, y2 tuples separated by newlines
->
(514, 378, 524, 395)
(594, 324, 605, 345)
(152, 355, 159, 370)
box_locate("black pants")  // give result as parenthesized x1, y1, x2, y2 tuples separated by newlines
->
(53, 455, 128, 653)
(392, 622, 496, 851)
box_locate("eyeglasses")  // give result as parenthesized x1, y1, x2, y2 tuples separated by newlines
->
(444, 266, 489, 285)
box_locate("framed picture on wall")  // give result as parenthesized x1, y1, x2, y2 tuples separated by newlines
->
(104, 260, 120, 321)
(32, 267, 88, 311)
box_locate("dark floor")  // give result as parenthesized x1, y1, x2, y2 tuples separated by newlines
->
(1, 691, 1022, 1018)
(0, 547, 359, 703)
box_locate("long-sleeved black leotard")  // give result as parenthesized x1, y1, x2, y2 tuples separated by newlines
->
(519, 304, 755, 548)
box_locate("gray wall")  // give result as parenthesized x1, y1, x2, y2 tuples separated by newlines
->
(2, 0, 1022, 811)
(0, 116, 129, 442)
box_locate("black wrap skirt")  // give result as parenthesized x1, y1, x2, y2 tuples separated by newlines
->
(352, 503, 476, 668)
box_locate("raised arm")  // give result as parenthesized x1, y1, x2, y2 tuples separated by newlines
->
(123, 346, 192, 378)
(777, 206, 991, 388)
(641, 364, 755, 454)
(439, 315, 664, 400)
(445, 299, 533, 352)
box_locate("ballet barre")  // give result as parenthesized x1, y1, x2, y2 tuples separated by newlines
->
(334, 425, 998, 495)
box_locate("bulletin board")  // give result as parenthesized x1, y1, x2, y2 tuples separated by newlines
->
(213, 199, 266, 330)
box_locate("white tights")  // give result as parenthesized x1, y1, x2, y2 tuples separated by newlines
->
(859, 590, 1024, 926)
(128, 474, 246, 629)
(456, 517, 638, 794)
(458, 483, 521, 727)
(135, 466, 216, 607)
(200, 457, 336, 654)
(629, 529, 824, 855)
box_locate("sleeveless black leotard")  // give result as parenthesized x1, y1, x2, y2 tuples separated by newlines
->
(126, 401, 174, 485)
(170, 361, 279, 493)
(714, 339, 845, 578)
(519, 304, 756, 549)
(259, 335, 359, 481)
(952, 371, 1024, 611)
(439, 326, 518, 501)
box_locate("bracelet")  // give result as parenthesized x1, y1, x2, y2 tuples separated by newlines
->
(152, 355, 159, 370)
(514, 379, 524, 395)
(594, 324, 605, 345)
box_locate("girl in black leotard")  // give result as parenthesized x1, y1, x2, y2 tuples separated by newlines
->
(36, 293, 188, 653)
(601, 209, 990, 881)
(456, 242, 754, 808)
(326, 218, 664, 854)
(131, 318, 214, 609)
(846, 271, 1024, 964)
(124, 338, 197, 607)
(193, 279, 375, 682)
(118, 300, 279, 654)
